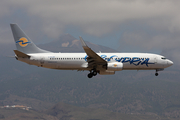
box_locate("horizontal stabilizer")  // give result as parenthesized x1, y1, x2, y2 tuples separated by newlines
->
(14, 50, 30, 58)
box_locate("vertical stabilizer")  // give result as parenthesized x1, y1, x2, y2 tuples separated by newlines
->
(10, 24, 51, 54)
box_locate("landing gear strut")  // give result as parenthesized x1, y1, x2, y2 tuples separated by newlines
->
(155, 69, 164, 76)
(87, 69, 98, 78)
(155, 69, 159, 76)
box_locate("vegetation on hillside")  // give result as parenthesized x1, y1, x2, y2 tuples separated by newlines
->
(0, 69, 180, 118)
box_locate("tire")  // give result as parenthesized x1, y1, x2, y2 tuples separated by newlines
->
(93, 71, 97, 76)
(88, 73, 93, 78)
(155, 73, 158, 76)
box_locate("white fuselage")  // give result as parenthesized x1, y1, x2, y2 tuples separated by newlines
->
(18, 52, 173, 71)
(11, 24, 173, 77)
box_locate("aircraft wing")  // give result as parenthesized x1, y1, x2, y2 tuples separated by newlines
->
(79, 36, 107, 68)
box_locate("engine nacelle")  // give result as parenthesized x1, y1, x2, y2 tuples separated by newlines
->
(107, 62, 123, 71)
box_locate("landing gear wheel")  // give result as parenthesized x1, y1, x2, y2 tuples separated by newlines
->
(155, 73, 158, 76)
(87, 69, 98, 78)
(93, 71, 97, 76)
(88, 73, 93, 78)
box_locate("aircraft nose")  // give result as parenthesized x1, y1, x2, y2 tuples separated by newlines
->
(168, 60, 173, 66)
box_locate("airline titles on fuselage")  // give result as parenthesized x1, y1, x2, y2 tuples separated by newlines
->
(48, 55, 154, 67)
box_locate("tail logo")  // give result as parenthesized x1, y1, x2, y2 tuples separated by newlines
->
(16, 37, 31, 47)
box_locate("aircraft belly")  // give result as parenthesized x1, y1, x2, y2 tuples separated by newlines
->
(44, 61, 85, 69)
(19, 58, 40, 66)
(18, 58, 31, 64)
(123, 63, 140, 69)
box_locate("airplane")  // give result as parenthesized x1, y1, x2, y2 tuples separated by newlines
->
(10, 24, 173, 78)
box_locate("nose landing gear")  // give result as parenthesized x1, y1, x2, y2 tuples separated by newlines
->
(155, 69, 159, 76)
(155, 69, 164, 76)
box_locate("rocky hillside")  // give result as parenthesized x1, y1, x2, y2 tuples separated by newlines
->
(0, 101, 175, 120)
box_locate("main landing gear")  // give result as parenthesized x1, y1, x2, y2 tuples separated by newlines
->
(87, 69, 98, 78)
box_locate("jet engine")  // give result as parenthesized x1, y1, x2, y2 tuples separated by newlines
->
(106, 62, 123, 71)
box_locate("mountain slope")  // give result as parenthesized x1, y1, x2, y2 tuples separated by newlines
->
(38, 34, 117, 52)
(0, 102, 174, 120)
(45, 102, 172, 120)
(0, 69, 180, 118)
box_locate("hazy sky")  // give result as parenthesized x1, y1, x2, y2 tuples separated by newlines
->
(1, 0, 180, 63)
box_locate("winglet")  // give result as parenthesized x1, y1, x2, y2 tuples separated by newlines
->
(79, 36, 87, 47)
(79, 36, 107, 66)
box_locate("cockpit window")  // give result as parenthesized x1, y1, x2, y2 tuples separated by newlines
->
(161, 57, 167, 60)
